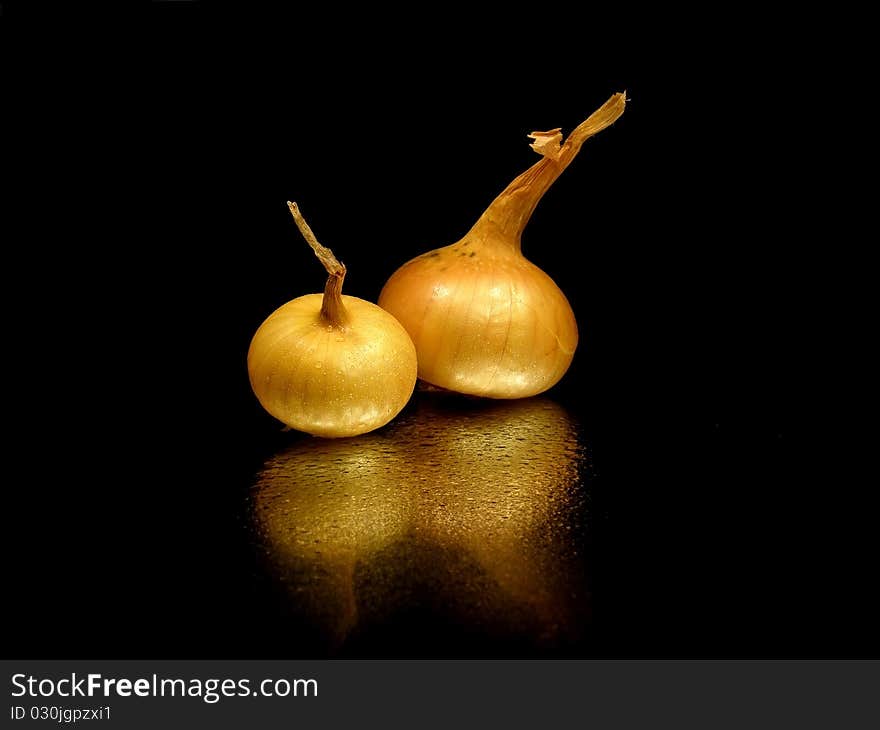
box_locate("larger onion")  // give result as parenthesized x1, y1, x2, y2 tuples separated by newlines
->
(378, 92, 626, 398)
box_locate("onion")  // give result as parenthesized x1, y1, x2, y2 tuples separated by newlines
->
(378, 92, 626, 398)
(247, 202, 417, 437)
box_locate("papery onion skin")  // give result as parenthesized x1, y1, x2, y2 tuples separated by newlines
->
(379, 245, 577, 399)
(379, 92, 625, 399)
(248, 295, 417, 437)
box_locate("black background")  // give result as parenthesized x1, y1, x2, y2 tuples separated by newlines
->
(1, 4, 862, 658)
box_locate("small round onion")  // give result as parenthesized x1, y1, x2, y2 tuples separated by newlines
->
(248, 203, 417, 437)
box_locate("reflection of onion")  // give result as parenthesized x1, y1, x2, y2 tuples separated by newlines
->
(406, 395, 583, 537)
(251, 392, 589, 652)
(409, 396, 588, 644)
(253, 434, 414, 648)
(254, 436, 413, 562)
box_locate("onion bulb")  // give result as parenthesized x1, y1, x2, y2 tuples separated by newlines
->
(247, 202, 417, 437)
(379, 92, 626, 398)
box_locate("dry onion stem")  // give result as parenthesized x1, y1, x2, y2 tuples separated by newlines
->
(288, 201, 348, 327)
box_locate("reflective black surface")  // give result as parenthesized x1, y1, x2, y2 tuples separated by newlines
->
(251, 394, 591, 656)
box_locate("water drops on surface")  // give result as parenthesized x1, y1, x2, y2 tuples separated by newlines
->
(251, 393, 590, 653)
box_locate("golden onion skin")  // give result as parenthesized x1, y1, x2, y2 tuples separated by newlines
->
(378, 92, 625, 399)
(248, 293, 417, 438)
(378, 244, 577, 398)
